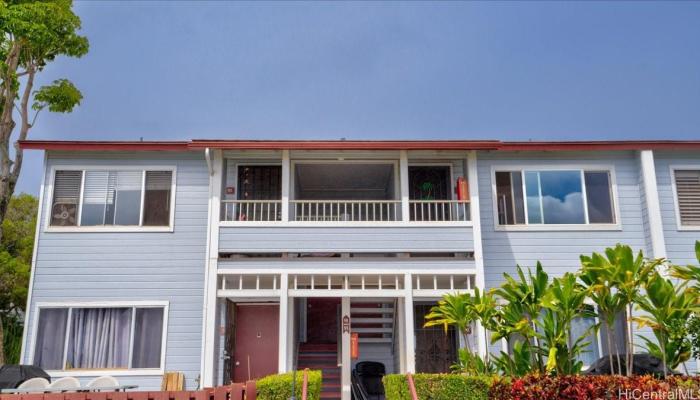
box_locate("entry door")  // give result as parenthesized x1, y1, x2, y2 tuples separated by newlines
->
(232, 304, 279, 382)
(306, 298, 340, 344)
(414, 304, 458, 373)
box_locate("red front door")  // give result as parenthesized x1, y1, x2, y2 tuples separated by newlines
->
(232, 304, 279, 382)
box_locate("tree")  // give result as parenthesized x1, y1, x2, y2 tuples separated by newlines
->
(0, 193, 37, 364)
(0, 0, 88, 237)
(424, 292, 478, 352)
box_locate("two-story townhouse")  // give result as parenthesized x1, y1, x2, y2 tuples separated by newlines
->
(16, 139, 700, 400)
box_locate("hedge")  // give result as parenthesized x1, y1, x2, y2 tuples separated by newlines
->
(256, 370, 322, 400)
(383, 374, 492, 400)
(490, 374, 700, 400)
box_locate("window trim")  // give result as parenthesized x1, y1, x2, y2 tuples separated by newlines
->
(669, 164, 700, 231)
(45, 165, 177, 233)
(30, 300, 169, 377)
(490, 164, 622, 231)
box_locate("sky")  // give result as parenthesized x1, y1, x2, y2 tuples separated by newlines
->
(15, 1, 700, 194)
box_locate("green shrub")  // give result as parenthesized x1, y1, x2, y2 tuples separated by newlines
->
(383, 373, 491, 400)
(256, 370, 322, 400)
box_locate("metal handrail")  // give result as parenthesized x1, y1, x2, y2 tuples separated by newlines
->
(407, 373, 419, 400)
(301, 369, 309, 400)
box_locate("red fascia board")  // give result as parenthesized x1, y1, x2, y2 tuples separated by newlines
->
(187, 140, 502, 150)
(18, 140, 190, 152)
(499, 141, 700, 151)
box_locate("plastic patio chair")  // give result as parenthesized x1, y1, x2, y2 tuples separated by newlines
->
(17, 377, 50, 390)
(48, 376, 81, 391)
(85, 376, 119, 391)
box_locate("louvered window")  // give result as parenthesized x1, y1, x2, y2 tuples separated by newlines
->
(674, 170, 700, 227)
(50, 171, 83, 226)
(50, 169, 174, 228)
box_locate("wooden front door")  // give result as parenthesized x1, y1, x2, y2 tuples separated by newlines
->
(306, 298, 340, 344)
(232, 304, 279, 383)
(414, 303, 457, 373)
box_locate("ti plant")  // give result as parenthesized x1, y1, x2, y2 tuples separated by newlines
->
(492, 340, 534, 377)
(424, 292, 477, 352)
(635, 271, 699, 377)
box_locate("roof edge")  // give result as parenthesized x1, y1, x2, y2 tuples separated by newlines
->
(18, 140, 190, 152)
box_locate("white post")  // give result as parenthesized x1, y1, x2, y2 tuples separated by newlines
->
(403, 273, 416, 373)
(279, 272, 289, 372)
(467, 151, 488, 358)
(282, 149, 290, 222)
(396, 298, 406, 374)
(202, 149, 223, 387)
(286, 297, 295, 372)
(639, 150, 668, 260)
(400, 150, 410, 222)
(341, 297, 351, 400)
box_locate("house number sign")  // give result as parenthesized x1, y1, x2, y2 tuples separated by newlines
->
(342, 315, 350, 333)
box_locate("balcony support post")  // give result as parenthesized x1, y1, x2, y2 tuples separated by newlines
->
(467, 151, 487, 358)
(282, 149, 290, 222)
(400, 150, 410, 222)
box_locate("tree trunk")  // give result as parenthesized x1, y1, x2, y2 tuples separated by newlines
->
(0, 314, 5, 366)
(626, 304, 634, 376)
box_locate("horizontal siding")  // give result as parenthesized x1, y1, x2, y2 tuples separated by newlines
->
(477, 151, 648, 289)
(655, 151, 700, 266)
(24, 151, 209, 390)
(219, 226, 474, 253)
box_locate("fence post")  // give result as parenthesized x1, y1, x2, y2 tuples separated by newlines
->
(406, 373, 418, 400)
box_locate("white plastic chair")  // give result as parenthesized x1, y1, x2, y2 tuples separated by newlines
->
(48, 376, 81, 391)
(17, 377, 50, 390)
(86, 376, 119, 391)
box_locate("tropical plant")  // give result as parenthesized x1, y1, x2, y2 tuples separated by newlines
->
(493, 263, 549, 372)
(634, 272, 698, 376)
(452, 348, 496, 375)
(424, 292, 477, 351)
(537, 273, 595, 375)
(468, 288, 499, 364)
(492, 340, 534, 377)
(579, 251, 628, 374)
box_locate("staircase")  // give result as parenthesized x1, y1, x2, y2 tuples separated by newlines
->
(297, 343, 341, 400)
(350, 299, 396, 345)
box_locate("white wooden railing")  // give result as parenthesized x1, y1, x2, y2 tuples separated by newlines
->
(221, 200, 282, 222)
(290, 200, 401, 222)
(409, 200, 470, 222)
(221, 199, 471, 222)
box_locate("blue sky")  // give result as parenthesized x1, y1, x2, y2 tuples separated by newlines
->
(16, 1, 700, 194)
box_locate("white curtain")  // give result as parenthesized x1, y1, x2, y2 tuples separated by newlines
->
(33, 308, 69, 370)
(66, 308, 132, 369)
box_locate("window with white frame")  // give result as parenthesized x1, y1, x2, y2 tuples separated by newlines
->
(495, 169, 616, 225)
(33, 305, 166, 371)
(673, 169, 700, 227)
(49, 169, 174, 228)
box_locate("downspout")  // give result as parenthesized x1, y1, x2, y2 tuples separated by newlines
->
(205, 148, 213, 176)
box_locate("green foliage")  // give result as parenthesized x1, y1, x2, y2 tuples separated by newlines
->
(382, 374, 491, 400)
(33, 78, 82, 112)
(2, 313, 22, 364)
(424, 292, 477, 350)
(492, 340, 534, 377)
(451, 348, 496, 375)
(255, 370, 322, 400)
(0, 193, 36, 314)
(634, 272, 697, 373)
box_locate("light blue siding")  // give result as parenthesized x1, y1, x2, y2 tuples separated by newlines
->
(477, 151, 649, 289)
(655, 151, 700, 266)
(217, 258, 476, 272)
(23, 151, 209, 390)
(219, 226, 474, 253)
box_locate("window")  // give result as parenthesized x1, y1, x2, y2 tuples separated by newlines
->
(673, 170, 700, 227)
(238, 165, 281, 200)
(495, 169, 615, 226)
(49, 169, 174, 228)
(33, 305, 166, 371)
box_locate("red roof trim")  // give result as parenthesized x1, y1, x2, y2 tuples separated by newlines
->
(187, 140, 501, 150)
(17, 139, 700, 152)
(499, 141, 700, 151)
(18, 140, 190, 152)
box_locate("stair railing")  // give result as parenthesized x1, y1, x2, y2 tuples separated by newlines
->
(301, 369, 309, 400)
(407, 373, 419, 400)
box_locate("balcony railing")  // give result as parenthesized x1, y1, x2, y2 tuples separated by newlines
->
(221, 199, 471, 223)
(409, 200, 470, 222)
(222, 200, 282, 222)
(291, 200, 401, 222)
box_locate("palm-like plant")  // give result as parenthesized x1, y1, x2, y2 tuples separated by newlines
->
(538, 273, 595, 375)
(634, 272, 699, 377)
(424, 292, 477, 351)
(494, 262, 549, 372)
(469, 288, 499, 364)
(492, 340, 534, 377)
(580, 252, 628, 375)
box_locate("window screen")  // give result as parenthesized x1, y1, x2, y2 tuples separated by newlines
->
(50, 171, 82, 227)
(143, 171, 172, 226)
(674, 170, 700, 226)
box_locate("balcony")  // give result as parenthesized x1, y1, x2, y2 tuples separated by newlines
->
(219, 154, 472, 224)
